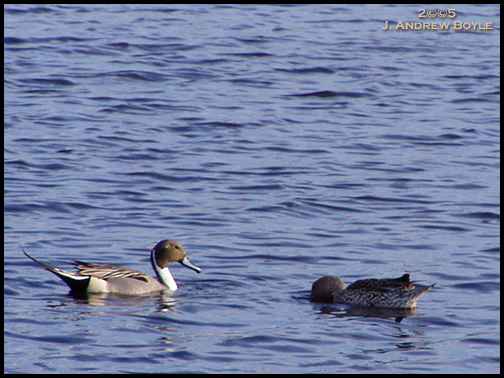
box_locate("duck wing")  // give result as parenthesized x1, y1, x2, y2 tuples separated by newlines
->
(346, 274, 415, 293)
(74, 261, 150, 283)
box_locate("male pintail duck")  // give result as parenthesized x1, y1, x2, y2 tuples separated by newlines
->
(310, 274, 434, 308)
(23, 240, 201, 295)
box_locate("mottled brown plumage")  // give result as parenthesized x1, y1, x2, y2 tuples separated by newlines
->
(311, 274, 434, 308)
(346, 274, 415, 292)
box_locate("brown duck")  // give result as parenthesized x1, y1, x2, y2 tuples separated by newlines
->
(311, 274, 434, 308)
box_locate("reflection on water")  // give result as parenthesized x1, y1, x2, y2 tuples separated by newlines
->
(68, 290, 179, 310)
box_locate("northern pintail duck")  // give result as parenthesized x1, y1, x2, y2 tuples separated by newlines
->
(23, 240, 201, 295)
(310, 274, 434, 308)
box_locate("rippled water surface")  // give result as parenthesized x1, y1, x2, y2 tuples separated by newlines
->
(4, 4, 500, 373)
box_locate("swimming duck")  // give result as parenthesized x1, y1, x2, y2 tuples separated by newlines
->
(310, 274, 433, 308)
(23, 240, 201, 295)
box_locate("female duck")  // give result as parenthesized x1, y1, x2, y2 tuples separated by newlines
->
(310, 274, 433, 308)
(24, 240, 201, 295)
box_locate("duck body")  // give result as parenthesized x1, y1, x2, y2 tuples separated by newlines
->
(311, 274, 434, 308)
(24, 240, 201, 295)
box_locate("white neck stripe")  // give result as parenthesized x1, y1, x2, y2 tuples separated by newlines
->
(151, 248, 178, 290)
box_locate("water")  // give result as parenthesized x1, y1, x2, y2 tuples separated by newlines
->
(4, 4, 500, 373)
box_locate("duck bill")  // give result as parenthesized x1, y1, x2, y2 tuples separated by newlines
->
(180, 256, 202, 273)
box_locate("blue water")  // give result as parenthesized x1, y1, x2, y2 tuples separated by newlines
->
(4, 4, 500, 373)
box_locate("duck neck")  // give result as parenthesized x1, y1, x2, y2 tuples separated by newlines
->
(151, 248, 178, 290)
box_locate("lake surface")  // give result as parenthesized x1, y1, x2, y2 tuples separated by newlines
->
(4, 4, 500, 373)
